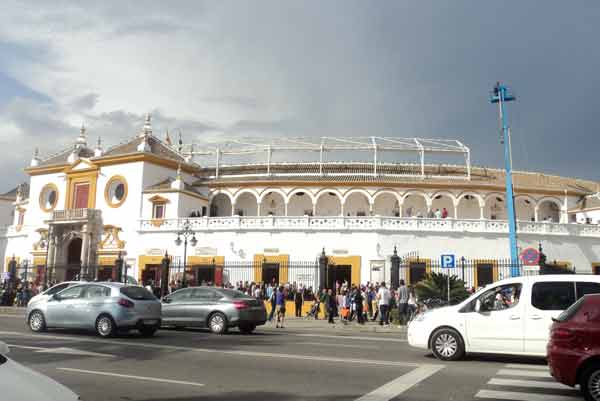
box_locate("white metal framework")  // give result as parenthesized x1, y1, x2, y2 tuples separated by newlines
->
(181, 137, 471, 180)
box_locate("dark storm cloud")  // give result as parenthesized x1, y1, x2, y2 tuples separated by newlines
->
(1, 1, 600, 191)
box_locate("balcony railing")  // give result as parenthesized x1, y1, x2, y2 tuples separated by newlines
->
(50, 208, 101, 222)
(138, 216, 600, 237)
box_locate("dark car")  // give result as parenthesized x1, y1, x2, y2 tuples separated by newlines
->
(548, 294, 600, 401)
(161, 287, 267, 334)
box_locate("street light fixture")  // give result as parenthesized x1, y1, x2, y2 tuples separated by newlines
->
(174, 219, 197, 288)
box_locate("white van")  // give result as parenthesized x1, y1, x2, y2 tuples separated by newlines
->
(407, 274, 600, 361)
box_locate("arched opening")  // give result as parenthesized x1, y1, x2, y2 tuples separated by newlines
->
(537, 199, 561, 222)
(373, 193, 400, 216)
(315, 191, 342, 216)
(484, 194, 507, 220)
(515, 196, 536, 222)
(233, 192, 258, 216)
(343, 192, 371, 216)
(431, 193, 456, 218)
(403, 193, 428, 218)
(260, 191, 286, 216)
(456, 194, 481, 219)
(210, 193, 232, 216)
(67, 238, 82, 265)
(287, 192, 313, 216)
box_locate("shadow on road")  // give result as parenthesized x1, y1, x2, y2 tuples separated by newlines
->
(135, 393, 356, 401)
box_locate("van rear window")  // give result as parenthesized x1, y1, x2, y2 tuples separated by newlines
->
(120, 286, 156, 300)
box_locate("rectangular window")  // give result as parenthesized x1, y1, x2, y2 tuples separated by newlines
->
(531, 282, 575, 311)
(152, 204, 165, 219)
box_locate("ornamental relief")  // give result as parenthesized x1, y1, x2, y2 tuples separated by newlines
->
(99, 225, 126, 250)
(32, 228, 49, 250)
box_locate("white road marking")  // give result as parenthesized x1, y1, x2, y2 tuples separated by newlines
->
(354, 365, 444, 401)
(57, 367, 205, 387)
(504, 363, 548, 370)
(497, 369, 550, 378)
(296, 341, 380, 349)
(489, 378, 574, 390)
(8, 344, 114, 357)
(475, 389, 580, 401)
(0, 331, 435, 368)
(292, 333, 406, 343)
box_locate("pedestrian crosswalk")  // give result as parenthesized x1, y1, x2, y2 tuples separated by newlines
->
(475, 363, 581, 401)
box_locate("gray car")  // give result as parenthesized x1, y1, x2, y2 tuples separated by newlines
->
(161, 287, 267, 334)
(26, 282, 161, 337)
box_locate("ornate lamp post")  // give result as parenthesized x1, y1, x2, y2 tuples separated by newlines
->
(174, 220, 197, 288)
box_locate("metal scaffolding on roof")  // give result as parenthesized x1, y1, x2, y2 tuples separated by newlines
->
(179, 136, 471, 180)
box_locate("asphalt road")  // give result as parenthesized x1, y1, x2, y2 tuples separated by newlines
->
(0, 315, 579, 401)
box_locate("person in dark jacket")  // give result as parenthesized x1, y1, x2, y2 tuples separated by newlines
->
(354, 288, 365, 324)
(327, 289, 337, 324)
(294, 287, 303, 317)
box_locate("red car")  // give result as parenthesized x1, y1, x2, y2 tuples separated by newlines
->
(548, 294, 600, 401)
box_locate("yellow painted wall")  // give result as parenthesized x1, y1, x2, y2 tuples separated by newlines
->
(329, 255, 361, 286)
(252, 254, 289, 283)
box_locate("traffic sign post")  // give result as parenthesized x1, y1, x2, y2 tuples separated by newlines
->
(440, 254, 456, 303)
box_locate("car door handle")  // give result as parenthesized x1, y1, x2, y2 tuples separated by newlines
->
(509, 315, 520, 320)
(530, 315, 543, 320)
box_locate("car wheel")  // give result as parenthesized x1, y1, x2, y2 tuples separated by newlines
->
(430, 328, 465, 361)
(96, 315, 116, 337)
(28, 310, 46, 332)
(239, 324, 256, 334)
(139, 327, 157, 337)
(208, 312, 228, 334)
(580, 363, 600, 401)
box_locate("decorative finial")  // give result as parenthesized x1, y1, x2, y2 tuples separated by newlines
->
(165, 129, 172, 146)
(143, 113, 152, 135)
(76, 123, 87, 146)
(94, 136, 103, 157)
(30, 147, 41, 167)
(178, 129, 183, 152)
(34, 147, 39, 157)
(393, 245, 398, 255)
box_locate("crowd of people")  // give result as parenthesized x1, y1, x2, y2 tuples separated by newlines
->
(0, 279, 46, 306)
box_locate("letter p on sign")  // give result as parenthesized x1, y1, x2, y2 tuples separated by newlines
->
(441, 254, 455, 268)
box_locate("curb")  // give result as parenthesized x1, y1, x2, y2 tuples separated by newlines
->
(0, 307, 26, 315)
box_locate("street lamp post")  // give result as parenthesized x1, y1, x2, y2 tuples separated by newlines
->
(490, 81, 519, 277)
(175, 220, 197, 288)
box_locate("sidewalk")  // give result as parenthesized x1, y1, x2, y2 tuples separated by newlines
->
(0, 306, 25, 315)
(265, 317, 408, 333)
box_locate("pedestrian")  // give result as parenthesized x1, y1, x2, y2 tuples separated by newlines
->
(294, 286, 303, 317)
(441, 207, 448, 218)
(268, 287, 277, 322)
(434, 208, 442, 219)
(354, 286, 364, 324)
(407, 286, 417, 321)
(397, 279, 409, 325)
(275, 286, 286, 328)
(377, 281, 390, 325)
(326, 289, 337, 324)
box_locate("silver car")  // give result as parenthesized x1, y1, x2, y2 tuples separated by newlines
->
(27, 281, 84, 305)
(26, 282, 161, 337)
(162, 287, 267, 334)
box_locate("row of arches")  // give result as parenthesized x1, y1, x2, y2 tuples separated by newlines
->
(209, 188, 564, 222)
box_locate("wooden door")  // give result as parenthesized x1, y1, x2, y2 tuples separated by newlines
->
(73, 183, 90, 209)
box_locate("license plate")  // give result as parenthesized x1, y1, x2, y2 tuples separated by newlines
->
(144, 319, 158, 325)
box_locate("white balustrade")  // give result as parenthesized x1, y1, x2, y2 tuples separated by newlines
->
(137, 216, 600, 237)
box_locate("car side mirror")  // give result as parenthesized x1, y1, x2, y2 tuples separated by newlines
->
(0, 341, 9, 355)
(475, 299, 482, 313)
(52, 293, 61, 301)
(162, 297, 172, 304)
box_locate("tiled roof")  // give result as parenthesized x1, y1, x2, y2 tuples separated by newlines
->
(38, 147, 95, 167)
(102, 135, 187, 163)
(192, 163, 598, 194)
(145, 177, 203, 195)
(0, 182, 29, 200)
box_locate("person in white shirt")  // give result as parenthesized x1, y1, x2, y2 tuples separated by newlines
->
(434, 209, 442, 219)
(376, 282, 391, 325)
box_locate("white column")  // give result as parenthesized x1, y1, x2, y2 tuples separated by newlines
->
(479, 204, 485, 220)
(284, 201, 288, 216)
(534, 207, 539, 222)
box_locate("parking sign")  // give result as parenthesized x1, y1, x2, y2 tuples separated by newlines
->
(441, 254, 455, 268)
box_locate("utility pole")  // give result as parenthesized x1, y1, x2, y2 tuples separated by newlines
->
(490, 82, 519, 276)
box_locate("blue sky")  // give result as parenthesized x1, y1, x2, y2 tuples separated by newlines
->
(0, 1, 599, 191)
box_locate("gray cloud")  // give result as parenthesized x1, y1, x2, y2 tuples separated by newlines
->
(1, 1, 600, 191)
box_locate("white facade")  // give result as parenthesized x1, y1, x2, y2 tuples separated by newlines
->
(3, 119, 600, 288)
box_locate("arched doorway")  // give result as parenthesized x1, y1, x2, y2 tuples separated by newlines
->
(210, 193, 232, 216)
(66, 237, 82, 280)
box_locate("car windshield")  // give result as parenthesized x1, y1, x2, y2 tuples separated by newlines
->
(120, 286, 156, 300)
